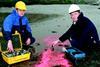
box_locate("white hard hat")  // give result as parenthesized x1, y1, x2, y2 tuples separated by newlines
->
(69, 4, 80, 14)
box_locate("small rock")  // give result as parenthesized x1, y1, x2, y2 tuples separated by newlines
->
(98, 7, 100, 9)
(51, 31, 57, 33)
(35, 43, 40, 46)
(57, 25, 61, 27)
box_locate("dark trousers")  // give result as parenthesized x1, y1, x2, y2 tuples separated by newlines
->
(70, 39, 94, 54)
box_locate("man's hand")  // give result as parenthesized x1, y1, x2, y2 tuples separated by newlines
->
(7, 40, 14, 52)
(26, 38, 31, 45)
(62, 47, 67, 52)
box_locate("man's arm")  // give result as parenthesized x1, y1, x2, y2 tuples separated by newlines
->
(90, 23, 99, 44)
(3, 15, 13, 41)
(59, 25, 73, 42)
(25, 18, 32, 38)
(3, 15, 14, 52)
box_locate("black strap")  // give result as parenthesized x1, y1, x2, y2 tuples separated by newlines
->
(19, 17, 22, 31)
(0, 27, 2, 32)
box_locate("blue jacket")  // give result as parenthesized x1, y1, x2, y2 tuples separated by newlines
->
(59, 13, 99, 49)
(2, 9, 32, 41)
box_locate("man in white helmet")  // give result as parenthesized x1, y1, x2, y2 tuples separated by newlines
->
(52, 4, 99, 53)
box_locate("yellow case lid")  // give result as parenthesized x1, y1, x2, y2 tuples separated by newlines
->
(0, 31, 22, 52)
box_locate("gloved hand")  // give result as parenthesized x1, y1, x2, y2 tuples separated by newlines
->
(7, 40, 14, 52)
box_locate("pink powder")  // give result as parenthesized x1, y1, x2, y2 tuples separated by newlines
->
(34, 49, 72, 67)
(32, 34, 73, 67)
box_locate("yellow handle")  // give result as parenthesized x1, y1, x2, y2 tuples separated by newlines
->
(0, 32, 3, 36)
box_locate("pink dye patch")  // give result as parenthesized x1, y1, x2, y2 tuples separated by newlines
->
(34, 49, 72, 67)
(32, 34, 73, 67)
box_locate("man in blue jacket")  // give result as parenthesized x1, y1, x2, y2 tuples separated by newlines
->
(2, 1, 35, 52)
(52, 4, 99, 52)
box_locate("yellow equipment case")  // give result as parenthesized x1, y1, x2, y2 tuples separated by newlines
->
(0, 31, 31, 64)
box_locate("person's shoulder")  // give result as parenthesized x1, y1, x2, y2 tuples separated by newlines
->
(83, 16, 89, 20)
(80, 12, 91, 22)
(4, 14, 13, 21)
(83, 16, 92, 23)
(5, 13, 15, 19)
(83, 16, 96, 28)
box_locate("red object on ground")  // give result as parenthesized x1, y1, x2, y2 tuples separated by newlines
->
(34, 49, 72, 67)
(32, 34, 73, 67)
